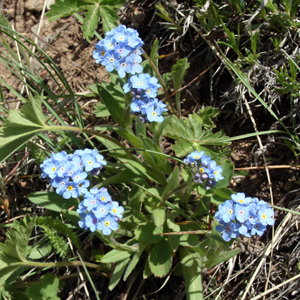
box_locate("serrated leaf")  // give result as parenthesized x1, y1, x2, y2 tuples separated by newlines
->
(0, 95, 45, 163)
(82, 4, 101, 42)
(26, 273, 60, 300)
(149, 239, 172, 277)
(99, 5, 119, 33)
(46, 0, 87, 21)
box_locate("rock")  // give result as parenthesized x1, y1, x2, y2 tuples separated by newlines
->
(25, 0, 55, 12)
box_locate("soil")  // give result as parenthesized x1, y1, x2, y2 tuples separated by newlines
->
(1, 0, 300, 299)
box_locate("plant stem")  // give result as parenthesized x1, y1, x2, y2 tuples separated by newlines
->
(142, 52, 176, 114)
(21, 259, 101, 270)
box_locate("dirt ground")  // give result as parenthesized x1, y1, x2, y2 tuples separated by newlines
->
(1, 0, 300, 299)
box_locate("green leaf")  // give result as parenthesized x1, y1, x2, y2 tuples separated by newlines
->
(204, 248, 240, 269)
(99, 5, 119, 33)
(108, 257, 130, 291)
(152, 207, 165, 228)
(27, 191, 77, 212)
(82, 4, 101, 42)
(0, 95, 45, 163)
(46, 0, 87, 21)
(172, 58, 190, 113)
(94, 82, 126, 127)
(211, 187, 233, 205)
(101, 249, 132, 264)
(135, 222, 163, 244)
(123, 242, 147, 281)
(27, 241, 52, 260)
(0, 216, 35, 286)
(149, 239, 173, 277)
(180, 248, 203, 300)
(161, 166, 180, 200)
(26, 273, 60, 300)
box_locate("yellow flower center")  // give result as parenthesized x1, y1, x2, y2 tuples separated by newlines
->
(52, 167, 56, 171)
(113, 208, 117, 213)
(199, 168, 204, 173)
(101, 197, 106, 201)
(68, 186, 73, 191)
(262, 214, 266, 219)
(104, 221, 110, 226)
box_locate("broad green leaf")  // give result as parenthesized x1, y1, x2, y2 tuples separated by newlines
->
(26, 273, 60, 300)
(108, 257, 130, 291)
(99, 5, 119, 33)
(152, 207, 165, 228)
(149, 239, 172, 277)
(211, 187, 234, 205)
(27, 192, 77, 212)
(101, 249, 132, 264)
(180, 248, 203, 300)
(46, 0, 87, 21)
(135, 222, 163, 244)
(82, 4, 101, 42)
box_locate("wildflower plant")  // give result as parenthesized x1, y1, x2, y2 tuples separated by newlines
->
(0, 6, 282, 300)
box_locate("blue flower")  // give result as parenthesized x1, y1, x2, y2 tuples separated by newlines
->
(215, 193, 275, 241)
(257, 206, 275, 226)
(231, 193, 252, 205)
(216, 200, 235, 223)
(98, 215, 119, 236)
(216, 221, 240, 242)
(110, 201, 125, 219)
(93, 25, 144, 78)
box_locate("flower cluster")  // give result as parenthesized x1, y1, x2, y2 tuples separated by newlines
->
(40, 149, 106, 199)
(184, 151, 224, 190)
(123, 73, 168, 123)
(40, 149, 124, 235)
(215, 193, 275, 241)
(93, 25, 144, 78)
(76, 187, 124, 235)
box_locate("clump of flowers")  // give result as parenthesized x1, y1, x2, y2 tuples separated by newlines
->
(76, 187, 124, 235)
(40, 149, 124, 235)
(93, 24, 144, 78)
(184, 151, 224, 190)
(215, 193, 275, 241)
(40, 149, 106, 199)
(123, 73, 168, 123)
